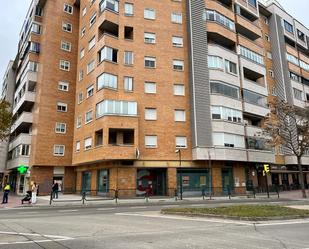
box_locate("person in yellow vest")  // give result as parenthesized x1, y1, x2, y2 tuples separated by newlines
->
(1, 184, 11, 204)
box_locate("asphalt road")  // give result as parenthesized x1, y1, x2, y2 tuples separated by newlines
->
(0, 201, 308, 249)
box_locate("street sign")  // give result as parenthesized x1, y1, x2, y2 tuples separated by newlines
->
(17, 165, 28, 174)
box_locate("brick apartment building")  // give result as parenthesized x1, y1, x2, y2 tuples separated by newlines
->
(3, 0, 309, 196)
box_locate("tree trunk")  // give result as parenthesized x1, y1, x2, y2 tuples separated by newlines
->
(297, 156, 307, 198)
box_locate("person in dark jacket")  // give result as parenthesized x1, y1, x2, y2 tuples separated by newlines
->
(52, 182, 59, 199)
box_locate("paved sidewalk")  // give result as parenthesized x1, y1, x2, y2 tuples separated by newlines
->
(0, 190, 308, 209)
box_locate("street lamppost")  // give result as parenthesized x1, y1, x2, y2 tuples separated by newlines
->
(208, 151, 212, 200)
(175, 149, 182, 200)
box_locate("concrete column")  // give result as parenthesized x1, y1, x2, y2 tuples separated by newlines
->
(91, 170, 98, 196)
(76, 171, 82, 193)
(167, 168, 177, 196)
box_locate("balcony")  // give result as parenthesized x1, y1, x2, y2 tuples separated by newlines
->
(247, 150, 275, 163)
(206, 0, 234, 20)
(13, 90, 35, 115)
(207, 22, 237, 45)
(9, 133, 32, 152)
(192, 147, 247, 161)
(243, 79, 267, 96)
(243, 102, 269, 117)
(98, 6, 119, 28)
(98, 20, 119, 41)
(283, 155, 309, 165)
(210, 95, 242, 110)
(7, 156, 30, 170)
(11, 112, 33, 134)
(235, 15, 261, 40)
(212, 120, 244, 136)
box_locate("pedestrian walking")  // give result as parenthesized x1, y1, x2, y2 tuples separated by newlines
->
(1, 183, 10, 204)
(31, 182, 38, 204)
(52, 182, 59, 199)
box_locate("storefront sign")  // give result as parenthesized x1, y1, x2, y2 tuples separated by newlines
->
(17, 165, 28, 174)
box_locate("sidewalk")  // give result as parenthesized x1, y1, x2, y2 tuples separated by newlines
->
(0, 190, 308, 209)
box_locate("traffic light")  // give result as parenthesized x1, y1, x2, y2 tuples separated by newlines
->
(264, 164, 270, 174)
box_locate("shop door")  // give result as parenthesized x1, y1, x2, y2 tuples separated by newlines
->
(222, 168, 234, 193)
(97, 170, 109, 196)
(82, 172, 92, 193)
(18, 175, 25, 194)
(137, 169, 166, 196)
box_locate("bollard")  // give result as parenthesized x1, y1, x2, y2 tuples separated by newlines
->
(253, 188, 256, 199)
(115, 189, 118, 204)
(228, 187, 231, 200)
(49, 191, 53, 205)
(145, 192, 149, 203)
(174, 189, 178, 201)
(82, 192, 86, 205)
(202, 189, 205, 200)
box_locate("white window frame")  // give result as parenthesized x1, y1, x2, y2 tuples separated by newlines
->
(145, 108, 157, 121)
(58, 81, 69, 92)
(145, 135, 157, 148)
(175, 136, 187, 148)
(53, 145, 65, 156)
(171, 12, 182, 24)
(144, 8, 156, 20)
(144, 82, 156, 94)
(64, 3, 73, 14)
(84, 137, 92, 150)
(86, 85, 94, 98)
(144, 32, 156, 44)
(59, 60, 70, 71)
(60, 40, 71, 52)
(172, 36, 183, 47)
(62, 22, 72, 33)
(174, 84, 185, 96)
(55, 122, 67, 134)
(76, 141, 81, 152)
(85, 110, 93, 124)
(57, 102, 68, 112)
(174, 109, 186, 122)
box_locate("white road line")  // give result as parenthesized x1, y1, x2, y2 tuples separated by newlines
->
(130, 206, 147, 209)
(162, 205, 180, 208)
(17, 212, 38, 215)
(255, 219, 309, 227)
(115, 212, 251, 226)
(58, 209, 78, 213)
(96, 208, 116, 211)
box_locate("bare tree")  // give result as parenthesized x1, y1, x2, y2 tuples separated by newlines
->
(263, 99, 309, 198)
(0, 100, 12, 141)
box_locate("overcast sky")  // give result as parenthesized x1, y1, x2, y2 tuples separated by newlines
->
(0, 0, 308, 81)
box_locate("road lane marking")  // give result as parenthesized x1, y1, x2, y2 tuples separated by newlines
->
(96, 208, 116, 211)
(130, 206, 147, 209)
(17, 212, 38, 215)
(58, 209, 78, 213)
(162, 205, 180, 208)
(255, 219, 309, 227)
(0, 231, 74, 245)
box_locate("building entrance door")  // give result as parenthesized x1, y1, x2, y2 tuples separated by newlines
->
(82, 172, 92, 193)
(97, 170, 109, 196)
(136, 169, 166, 196)
(222, 168, 233, 193)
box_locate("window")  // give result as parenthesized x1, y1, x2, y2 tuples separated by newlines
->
(284, 20, 294, 34)
(208, 56, 223, 69)
(290, 72, 300, 82)
(88, 36, 96, 50)
(225, 60, 237, 74)
(78, 92, 83, 104)
(205, 10, 235, 31)
(144, 33, 156, 44)
(271, 87, 277, 96)
(267, 52, 272, 60)
(173, 60, 184, 71)
(297, 29, 305, 41)
(145, 108, 157, 120)
(57, 102, 67, 112)
(79, 70, 84, 81)
(87, 60, 95, 74)
(124, 3, 133, 16)
(54, 145, 65, 156)
(243, 90, 268, 107)
(269, 70, 274, 78)
(100, 0, 119, 12)
(76, 141, 80, 152)
(64, 3, 73, 14)
(58, 81, 69, 91)
(265, 34, 270, 42)
(55, 122, 66, 134)
(21, 145, 30, 156)
(124, 77, 133, 91)
(293, 88, 303, 101)
(176, 136, 187, 148)
(210, 81, 239, 99)
(95, 130, 103, 146)
(264, 16, 269, 25)
(171, 13, 182, 24)
(82, 7, 87, 16)
(85, 110, 93, 124)
(213, 133, 245, 148)
(211, 106, 242, 123)
(59, 60, 70, 71)
(97, 73, 118, 90)
(98, 46, 118, 63)
(145, 57, 156, 68)
(174, 84, 185, 96)
(76, 116, 82, 128)
(145, 135, 157, 148)
(80, 49, 85, 59)
(286, 53, 299, 66)
(124, 26, 134, 40)
(124, 51, 134, 65)
(61, 41, 71, 52)
(144, 8, 155, 20)
(172, 36, 183, 47)
(145, 82, 156, 94)
(62, 22, 72, 32)
(89, 12, 97, 27)
(87, 85, 94, 98)
(248, 0, 257, 7)
(84, 137, 92, 150)
(240, 46, 264, 65)
(35, 6, 43, 16)
(81, 27, 86, 37)
(96, 100, 137, 118)
(29, 42, 40, 53)
(174, 110, 186, 122)
(300, 60, 309, 72)
(31, 23, 41, 34)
